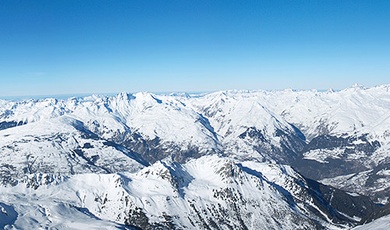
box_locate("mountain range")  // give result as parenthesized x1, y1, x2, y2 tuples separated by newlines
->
(1, 84, 390, 229)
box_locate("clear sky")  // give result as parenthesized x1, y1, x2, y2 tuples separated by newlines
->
(1, 0, 389, 97)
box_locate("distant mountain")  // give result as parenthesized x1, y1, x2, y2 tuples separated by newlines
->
(1, 85, 389, 229)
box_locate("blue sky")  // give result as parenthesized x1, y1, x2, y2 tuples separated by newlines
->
(1, 0, 389, 97)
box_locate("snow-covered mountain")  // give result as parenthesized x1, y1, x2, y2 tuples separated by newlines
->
(0, 155, 378, 229)
(188, 85, 390, 203)
(1, 84, 390, 229)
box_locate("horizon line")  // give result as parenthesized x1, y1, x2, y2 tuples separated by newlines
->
(1, 84, 389, 101)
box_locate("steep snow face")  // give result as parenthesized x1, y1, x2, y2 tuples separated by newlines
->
(0, 155, 372, 229)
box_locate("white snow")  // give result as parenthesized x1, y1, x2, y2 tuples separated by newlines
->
(303, 148, 344, 163)
(353, 214, 390, 230)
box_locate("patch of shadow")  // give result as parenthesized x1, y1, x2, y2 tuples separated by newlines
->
(151, 95, 162, 104)
(0, 120, 26, 131)
(69, 119, 99, 140)
(0, 202, 18, 229)
(289, 123, 306, 142)
(103, 140, 150, 167)
(72, 148, 110, 173)
(82, 143, 93, 149)
(161, 161, 195, 198)
(196, 113, 219, 142)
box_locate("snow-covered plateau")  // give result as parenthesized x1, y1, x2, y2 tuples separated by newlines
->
(1, 84, 390, 229)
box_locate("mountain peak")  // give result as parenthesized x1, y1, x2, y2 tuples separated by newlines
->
(117, 92, 135, 101)
(350, 83, 366, 90)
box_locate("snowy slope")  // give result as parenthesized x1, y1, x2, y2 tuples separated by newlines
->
(353, 215, 390, 230)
